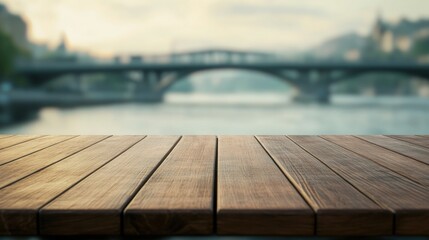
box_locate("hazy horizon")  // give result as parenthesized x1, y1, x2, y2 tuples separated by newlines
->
(2, 0, 429, 57)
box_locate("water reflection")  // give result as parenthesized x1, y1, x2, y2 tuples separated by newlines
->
(1, 94, 429, 135)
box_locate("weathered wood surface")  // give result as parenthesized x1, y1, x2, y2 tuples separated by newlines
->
(124, 136, 216, 235)
(0, 135, 74, 165)
(290, 136, 429, 235)
(0, 136, 108, 189)
(0, 135, 42, 150)
(388, 135, 429, 149)
(258, 136, 391, 236)
(322, 135, 429, 187)
(217, 136, 313, 235)
(40, 136, 180, 235)
(358, 135, 429, 165)
(0, 135, 428, 236)
(0, 136, 142, 235)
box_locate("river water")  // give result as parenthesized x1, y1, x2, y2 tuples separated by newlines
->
(1, 93, 429, 135)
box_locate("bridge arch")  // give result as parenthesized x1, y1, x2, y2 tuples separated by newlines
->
(155, 67, 299, 93)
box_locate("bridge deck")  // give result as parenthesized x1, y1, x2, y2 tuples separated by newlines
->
(0, 135, 428, 236)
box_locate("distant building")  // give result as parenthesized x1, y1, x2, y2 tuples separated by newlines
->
(366, 12, 429, 61)
(42, 33, 80, 62)
(370, 13, 387, 48)
(0, 3, 30, 51)
(310, 11, 429, 64)
(369, 13, 413, 54)
(56, 33, 68, 56)
(0, 3, 95, 64)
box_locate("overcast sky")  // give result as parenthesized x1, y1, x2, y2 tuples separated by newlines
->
(2, 0, 429, 57)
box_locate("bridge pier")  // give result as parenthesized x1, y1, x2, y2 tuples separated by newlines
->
(133, 71, 164, 102)
(77, 75, 89, 95)
(292, 72, 331, 104)
(225, 52, 233, 63)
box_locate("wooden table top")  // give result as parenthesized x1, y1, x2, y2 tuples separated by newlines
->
(0, 135, 428, 236)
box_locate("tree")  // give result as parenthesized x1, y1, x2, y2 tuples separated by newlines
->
(0, 29, 20, 78)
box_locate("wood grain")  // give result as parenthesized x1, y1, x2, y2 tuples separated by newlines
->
(0, 135, 75, 166)
(387, 135, 429, 149)
(323, 135, 429, 187)
(0, 135, 427, 236)
(40, 136, 180, 235)
(0, 135, 42, 151)
(0, 135, 108, 189)
(217, 136, 314, 235)
(357, 135, 429, 165)
(257, 135, 392, 236)
(290, 136, 429, 235)
(0, 136, 142, 235)
(124, 136, 216, 235)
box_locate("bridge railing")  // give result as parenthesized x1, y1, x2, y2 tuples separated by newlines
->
(116, 50, 285, 65)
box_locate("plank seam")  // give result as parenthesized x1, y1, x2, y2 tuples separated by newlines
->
(0, 135, 111, 190)
(256, 136, 318, 210)
(254, 135, 316, 235)
(354, 135, 429, 166)
(320, 136, 426, 188)
(119, 135, 182, 235)
(0, 135, 78, 167)
(386, 135, 429, 150)
(0, 135, 45, 151)
(213, 136, 218, 234)
(286, 136, 394, 216)
(36, 135, 146, 235)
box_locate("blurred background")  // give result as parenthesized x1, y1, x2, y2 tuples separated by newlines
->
(0, 0, 429, 135)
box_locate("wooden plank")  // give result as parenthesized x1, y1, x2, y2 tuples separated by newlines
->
(40, 136, 180, 235)
(387, 135, 429, 149)
(0, 135, 42, 150)
(323, 135, 429, 187)
(0, 135, 108, 189)
(0, 135, 76, 166)
(124, 136, 216, 235)
(357, 135, 429, 165)
(0, 136, 142, 235)
(257, 136, 392, 236)
(217, 136, 314, 235)
(290, 136, 429, 236)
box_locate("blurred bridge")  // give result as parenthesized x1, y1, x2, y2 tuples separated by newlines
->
(14, 49, 429, 103)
